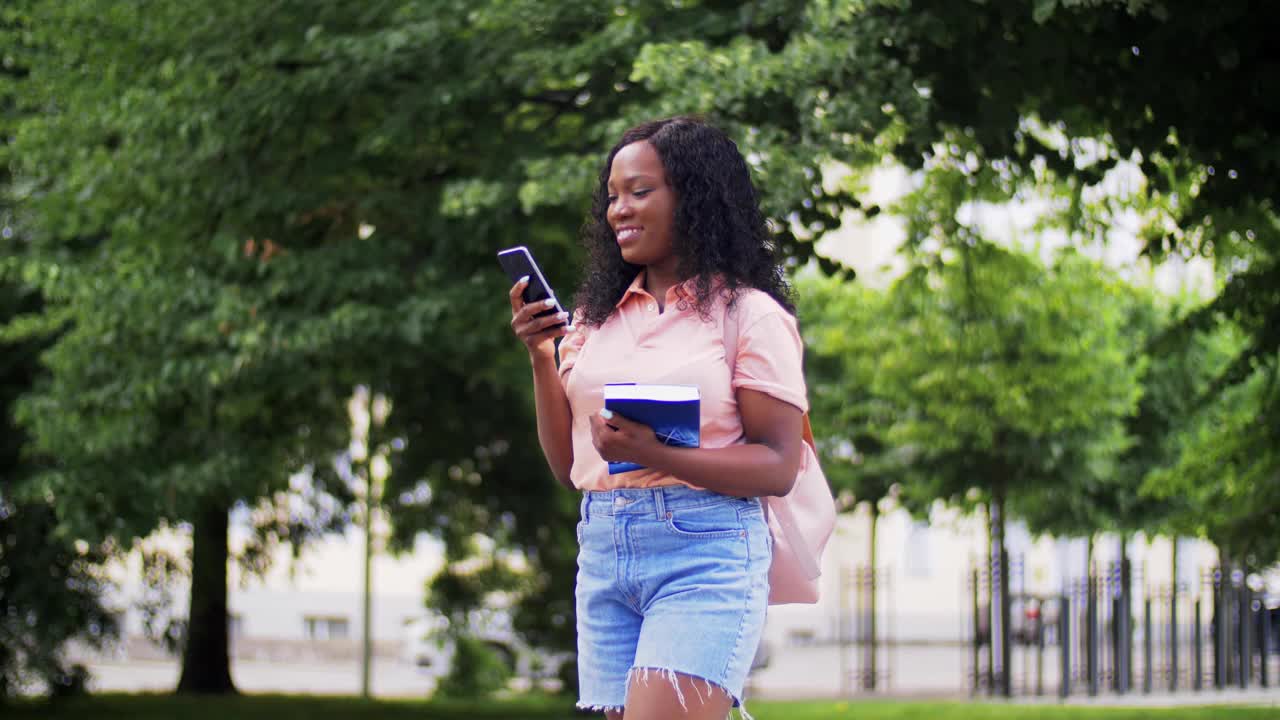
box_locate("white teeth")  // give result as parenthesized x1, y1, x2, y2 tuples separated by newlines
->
(618, 228, 640, 239)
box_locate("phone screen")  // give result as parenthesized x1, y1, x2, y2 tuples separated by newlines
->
(497, 246, 566, 320)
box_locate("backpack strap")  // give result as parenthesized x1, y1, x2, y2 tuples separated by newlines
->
(722, 297, 814, 450)
(801, 415, 817, 453)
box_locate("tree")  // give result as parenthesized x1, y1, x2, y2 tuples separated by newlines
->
(1, 5, 118, 698)
(796, 270, 900, 688)
(1143, 323, 1273, 564)
(5, 0, 854, 693)
(861, 0, 1280, 562)
(0, 279, 121, 702)
(878, 242, 1142, 696)
(638, 0, 1280, 561)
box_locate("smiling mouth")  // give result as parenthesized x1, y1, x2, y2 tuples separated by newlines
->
(616, 227, 642, 243)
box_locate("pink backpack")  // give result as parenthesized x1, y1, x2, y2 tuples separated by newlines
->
(723, 304, 837, 605)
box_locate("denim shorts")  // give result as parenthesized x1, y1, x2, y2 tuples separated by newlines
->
(575, 485, 771, 714)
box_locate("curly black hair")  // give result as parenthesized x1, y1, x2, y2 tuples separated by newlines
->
(572, 116, 794, 327)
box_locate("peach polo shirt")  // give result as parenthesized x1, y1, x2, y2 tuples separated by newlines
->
(557, 272, 808, 491)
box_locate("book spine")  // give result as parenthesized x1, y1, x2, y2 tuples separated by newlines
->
(608, 461, 646, 475)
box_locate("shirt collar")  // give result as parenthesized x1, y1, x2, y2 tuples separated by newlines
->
(615, 271, 697, 308)
(616, 271, 649, 308)
(616, 271, 728, 309)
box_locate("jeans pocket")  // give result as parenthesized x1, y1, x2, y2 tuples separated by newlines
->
(663, 504, 744, 539)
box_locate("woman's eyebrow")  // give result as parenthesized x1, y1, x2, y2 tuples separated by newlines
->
(609, 174, 658, 189)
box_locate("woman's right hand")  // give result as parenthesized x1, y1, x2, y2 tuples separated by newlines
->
(509, 277, 572, 360)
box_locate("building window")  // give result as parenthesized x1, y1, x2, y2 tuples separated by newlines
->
(304, 615, 350, 641)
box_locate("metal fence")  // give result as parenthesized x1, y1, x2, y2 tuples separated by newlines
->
(966, 561, 1279, 697)
(837, 564, 894, 694)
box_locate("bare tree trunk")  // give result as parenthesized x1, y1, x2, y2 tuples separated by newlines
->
(176, 498, 236, 694)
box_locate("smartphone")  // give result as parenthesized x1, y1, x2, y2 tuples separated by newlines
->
(497, 245, 567, 322)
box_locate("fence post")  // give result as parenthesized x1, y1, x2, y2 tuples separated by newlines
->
(1240, 585, 1252, 690)
(1261, 600, 1271, 689)
(1170, 582, 1179, 692)
(1119, 555, 1132, 694)
(1214, 567, 1225, 689)
(839, 566, 850, 697)
(1194, 598, 1203, 692)
(1087, 573, 1099, 696)
(970, 567, 978, 695)
(1059, 595, 1071, 699)
(1000, 548, 1012, 698)
(1035, 599, 1045, 696)
(1143, 598, 1153, 693)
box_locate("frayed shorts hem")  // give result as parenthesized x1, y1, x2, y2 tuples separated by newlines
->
(575, 701, 625, 713)
(577, 666, 755, 719)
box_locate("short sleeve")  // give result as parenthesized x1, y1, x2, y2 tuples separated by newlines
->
(556, 310, 588, 384)
(732, 307, 809, 412)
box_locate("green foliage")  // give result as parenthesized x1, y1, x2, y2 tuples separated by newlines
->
(880, 242, 1141, 518)
(846, 0, 1280, 559)
(5, 0, 1280, 694)
(2, 0, 868, 689)
(796, 270, 899, 513)
(433, 634, 515, 700)
(0, 2, 119, 702)
(1143, 324, 1277, 563)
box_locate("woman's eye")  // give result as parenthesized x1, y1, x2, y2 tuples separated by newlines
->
(634, 189, 651, 197)
(606, 195, 618, 204)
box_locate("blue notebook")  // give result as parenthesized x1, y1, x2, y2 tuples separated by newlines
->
(604, 384, 701, 474)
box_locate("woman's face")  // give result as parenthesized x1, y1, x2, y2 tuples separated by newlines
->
(606, 141, 676, 268)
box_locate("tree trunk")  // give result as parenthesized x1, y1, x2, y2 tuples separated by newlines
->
(1118, 533, 1132, 693)
(984, 502, 995, 696)
(993, 489, 1011, 697)
(1086, 532, 1097, 695)
(176, 498, 236, 694)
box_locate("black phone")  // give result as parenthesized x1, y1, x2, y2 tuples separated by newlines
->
(497, 245, 567, 322)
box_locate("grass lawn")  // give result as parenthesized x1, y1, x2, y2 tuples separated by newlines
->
(7, 694, 1279, 720)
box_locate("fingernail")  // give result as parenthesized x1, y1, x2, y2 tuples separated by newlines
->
(599, 409, 614, 420)
(544, 299, 557, 308)
(519, 275, 529, 284)
(557, 312, 569, 320)
(565, 324, 576, 332)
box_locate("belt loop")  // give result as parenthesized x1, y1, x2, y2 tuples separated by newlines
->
(581, 493, 590, 522)
(653, 487, 667, 520)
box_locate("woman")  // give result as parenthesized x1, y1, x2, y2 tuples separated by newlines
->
(507, 117, 807, 720)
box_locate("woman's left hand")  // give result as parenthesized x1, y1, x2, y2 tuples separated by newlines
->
(589, 409, 661, 466)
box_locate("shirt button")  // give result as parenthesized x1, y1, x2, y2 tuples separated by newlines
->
(646, 303, 656, 312)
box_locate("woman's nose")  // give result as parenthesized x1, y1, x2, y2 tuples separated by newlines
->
(610, 198, 633, 222)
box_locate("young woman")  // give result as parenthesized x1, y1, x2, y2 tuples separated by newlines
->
(507, 117, 807, 720)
